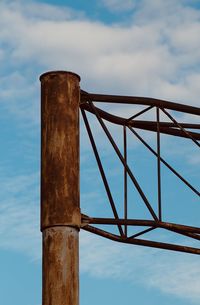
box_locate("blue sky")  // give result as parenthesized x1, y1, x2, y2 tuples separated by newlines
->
(0, 0, 200, 305)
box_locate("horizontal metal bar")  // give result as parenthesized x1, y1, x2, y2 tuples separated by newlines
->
(82, 225, 200, 255)
(81, 91, 200, 116)
(81, 215, 200, 233)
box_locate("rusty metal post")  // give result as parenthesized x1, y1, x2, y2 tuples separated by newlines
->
(40, 71, 81, 305)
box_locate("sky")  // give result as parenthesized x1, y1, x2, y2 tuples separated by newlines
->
(0, 0, 200, 305)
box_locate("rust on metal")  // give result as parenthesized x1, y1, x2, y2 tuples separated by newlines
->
(40, 71, 81, 230)
(40, 71, 80, 305)
(81, 215, 200, 233)
(42, 227, 79, 305)
(83, 224, 200, 255)
(81, 91, 200, 115)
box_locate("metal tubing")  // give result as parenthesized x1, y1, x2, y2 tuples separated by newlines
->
(83, 225, 200, 255)
(81, 215, 200, 233)
(123, 125, 128, 236)
(80, 103, 200, 140)
(81, 91, 200, 115)
(40, 71, 80, 305)
(156, 107, 162, 220)
(164, 227, 200, 241)
(42, 227, 79, 305)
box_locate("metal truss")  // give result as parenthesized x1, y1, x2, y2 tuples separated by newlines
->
(80, 91, 200, 255)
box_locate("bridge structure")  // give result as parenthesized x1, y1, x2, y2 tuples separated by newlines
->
(40, 71, 200, 305)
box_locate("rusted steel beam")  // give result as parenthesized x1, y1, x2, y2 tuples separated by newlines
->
(81, 91, 200, 115)
(83, 225, 200, 255)
(81, 215, 200, 234)
(40, 71, 80, 305)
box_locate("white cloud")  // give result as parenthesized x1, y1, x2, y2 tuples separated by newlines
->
(0, 172, 41, 260)
(1, 0, 82, 22)
(0, 72, 38, 122)
(80, 230, 200, 303)
(147, 254, 200, 302)
(0, 0, 199, 148)
(1, 0, 200, 103)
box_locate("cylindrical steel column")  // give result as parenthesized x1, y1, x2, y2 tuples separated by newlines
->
(40, 71, 80, 305)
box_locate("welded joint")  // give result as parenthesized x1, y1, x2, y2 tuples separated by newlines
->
(41, 223, 81, 232)
(80, 214, 91, 227)
(80, 90, 91, 105)
(41, 209, 82, 231)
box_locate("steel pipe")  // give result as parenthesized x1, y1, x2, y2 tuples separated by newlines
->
(40, 71, 80, 305)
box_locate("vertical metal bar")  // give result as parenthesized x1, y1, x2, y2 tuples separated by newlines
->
(156, 107, 162, 221)
(123, 126, 128, 236)
(40, 71, 80, 305)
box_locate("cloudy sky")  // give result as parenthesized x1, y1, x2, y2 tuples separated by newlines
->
(0, 0, 200, 305)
